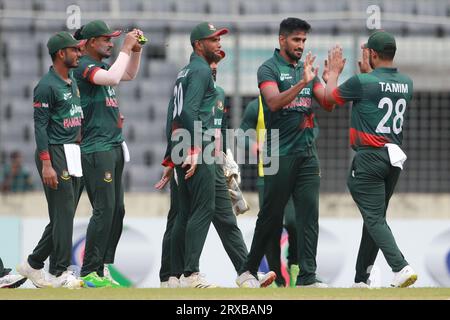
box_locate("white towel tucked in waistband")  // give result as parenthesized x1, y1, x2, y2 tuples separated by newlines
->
(122, 141, 130, 163)
(384, 143, 407, 170)
(63, 144, 83, 177)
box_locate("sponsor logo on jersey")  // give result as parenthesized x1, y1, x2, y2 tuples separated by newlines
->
(104, 171, 112, 183)
(105, 97, 119, 107)
(280, 73, 293, 81)
(63, 117, 82, 128)
(283, 96, 312, 110)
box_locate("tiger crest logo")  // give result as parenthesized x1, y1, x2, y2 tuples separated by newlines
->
(61, 170, 70, 180)
(104, 171, 112, 183)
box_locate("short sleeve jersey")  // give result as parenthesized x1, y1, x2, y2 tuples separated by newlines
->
(73, 55, 123, 154)
(334, 67, 413, 149)
(257, 49, 321, 156)
(33, 67, 83, 158)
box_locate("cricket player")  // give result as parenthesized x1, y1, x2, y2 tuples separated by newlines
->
(237, 17, 335, 288)
(73, 20, 142, 287)
(324, 31, 417, 288)
(157, 42, 275, 288)
(239, 97, 299, 287)
(17, 32, 85, 289)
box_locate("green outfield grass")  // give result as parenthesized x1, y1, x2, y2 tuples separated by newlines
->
(0, 287, 449, 300)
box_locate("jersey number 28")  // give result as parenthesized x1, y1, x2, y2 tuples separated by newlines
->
(376, 97, 406, 135)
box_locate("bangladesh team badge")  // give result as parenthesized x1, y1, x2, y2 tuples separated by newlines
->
(61, 170, 70, 180)
(104, 171, 113, 183)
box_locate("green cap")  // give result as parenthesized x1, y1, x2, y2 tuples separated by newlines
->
(47, 31, 86, 55)
(190, 22, 228, 44)
(364, 30, 396, 53)
(80, 20, 122, 39)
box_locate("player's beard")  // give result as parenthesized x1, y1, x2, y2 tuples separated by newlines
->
(98, 45, 112, 59)
(205, 50, 220, 65)
(63, 53, 78, 68)
(284, 47, 302, 63)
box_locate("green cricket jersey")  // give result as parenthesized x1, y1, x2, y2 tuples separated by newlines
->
(73, 55, 123, 154)
(257, 49, 321, 157)
(33, 67, 83, 160)
(333, 67, 413, 149)
(211, 85, 229, 152)
(163, 52, 218, 165)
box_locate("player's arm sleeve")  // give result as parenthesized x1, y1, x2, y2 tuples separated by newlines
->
(333, 75, 363, 105)
(122, 51, 142, 81)
(312, 75, 335, 111)
(82, 52, 131, 86)
(257, 64, 277, 90)
(33, 85, 53, 161)
(178, 67, 210, 153)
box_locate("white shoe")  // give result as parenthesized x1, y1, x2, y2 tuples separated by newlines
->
(236, 271, 260, 288)
(180, 273, 217, 288)
(104, 264, 120, 286)
(257, 271, 277, 288)
(298, 282, 329, 288)
(352, 282, 370, 288)
(168, 276, 180, 288)
(391, 265, 418, 288)
(16, 261, 52, 288)
(0, 274, 27, 289)
(52, 270, 84, 289)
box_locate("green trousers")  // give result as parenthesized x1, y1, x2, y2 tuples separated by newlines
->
(171, 163, 248, 276)
(159, 176, 179, 282)
(242, 147, 320, 286)
(28, 145, 83, 277)
(80, 146, 125, 277)
(257, 182, 297, 287)
(347, 147, 408, 283)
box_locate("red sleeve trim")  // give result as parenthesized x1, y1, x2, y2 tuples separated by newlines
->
(332, 88, 346, 106)
(313, 82, 324, 92)
(188, 146, 202, 156)
(161, 157, 175, 168)
(88, 67, 102, 84)
(39, 151, 51, 161)
(259, 81, 277, 89)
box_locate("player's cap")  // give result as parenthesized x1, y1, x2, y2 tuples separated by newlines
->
(80, 20, 122, 39)
(47, 31, 86, 54)
(364, 30, 396, 53)
(190, 22, 228, 44)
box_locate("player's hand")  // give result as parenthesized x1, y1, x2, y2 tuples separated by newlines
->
(131, 29, 143, 52)
(328, 45, 346, 74)
(358, 44, 373, 73)
(42, 160, 58, 190)
(154, 166, 174, 190)
(322, 59, 330, 84)
(182, 152, 199, 180)
(303, 51, 318, 84)
(122, 30, 139, 53)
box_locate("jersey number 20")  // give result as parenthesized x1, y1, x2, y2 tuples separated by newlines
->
(172, 83, 183, 119)
(376, 97, 406, 135)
